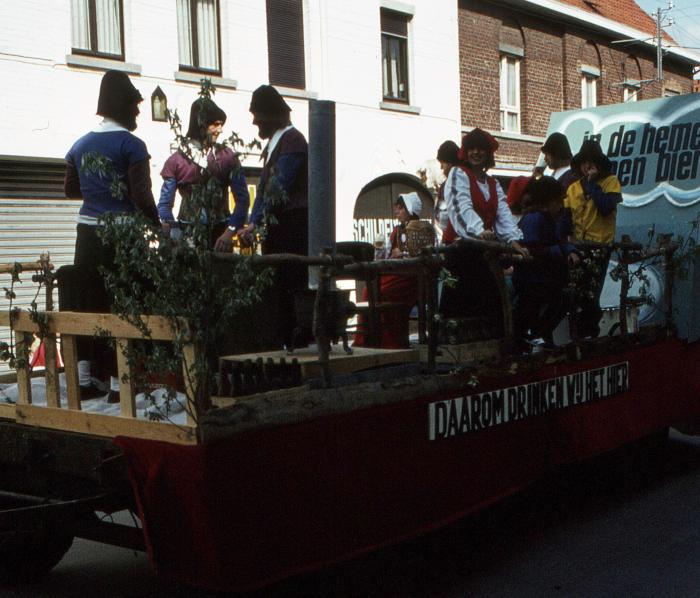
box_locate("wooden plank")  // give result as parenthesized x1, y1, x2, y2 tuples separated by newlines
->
(0, 403, 16, 421)
(15, 404, 198, 445)
(221, 346, 420, 381)
(115, 339, 136, 418)
(0, 261, 45, 275)
(7, 311, 180, 341)
(15, 332, 32, 405)
(61, 334, 81, 411)
(419, 338, 503, 364)
(43, 336, 61, 408)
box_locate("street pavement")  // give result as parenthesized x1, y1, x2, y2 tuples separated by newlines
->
(2, 430, 700, 597)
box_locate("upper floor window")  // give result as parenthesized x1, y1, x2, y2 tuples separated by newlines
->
(71, 0, 124, 59)
(266, 0, 306, 89)
(176, 0, 220, 73)
(499, 54, 520, 132)
(581, 64, 599, 108)
(381, 9, 410, 103)
(623, 83, 639, 102)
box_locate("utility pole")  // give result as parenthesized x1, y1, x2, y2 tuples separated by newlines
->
(653, 2, 675, 83)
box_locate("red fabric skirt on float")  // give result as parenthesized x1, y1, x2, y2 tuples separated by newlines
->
(115, 337, 700, 592)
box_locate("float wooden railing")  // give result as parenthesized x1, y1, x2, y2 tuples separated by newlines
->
(0, 310, 198, 445)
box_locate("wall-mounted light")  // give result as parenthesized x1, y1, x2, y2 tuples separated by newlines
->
(151, 86, 168, 122)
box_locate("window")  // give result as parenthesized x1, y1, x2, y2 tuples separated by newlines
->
(664, 88, 681, 97)
(581, 74, 597, 108)
(381, 9, 410, 103)
(499, 55, 520, 132)
(623, 83, 639, 102)
(71, 0, 124, 59)
(176, 0, 220, 72)
(266, 0, 306, 89)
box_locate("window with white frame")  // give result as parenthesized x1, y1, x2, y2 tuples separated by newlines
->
(499, 54, 520, 132)
(623, 82, 639, 102)
(176, 0, 220, 73)
(71, 0, 124, 58)
(581, 74, 598, 108)
(381, 9, 411, 103)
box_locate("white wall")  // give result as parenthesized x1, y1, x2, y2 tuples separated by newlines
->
(0, 0, 461, 241)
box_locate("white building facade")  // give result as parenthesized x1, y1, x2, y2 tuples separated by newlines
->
(0, 0, 462, 372)
(0, 0, 462, 246)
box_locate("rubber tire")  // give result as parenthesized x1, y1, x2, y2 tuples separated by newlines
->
(0, 522, 74, 581)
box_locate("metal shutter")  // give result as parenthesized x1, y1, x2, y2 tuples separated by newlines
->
(266, 0, 306, 89)
(0, 198, 80, 375)
(0, 155, 67, 198)
(381, 9, 408, 37)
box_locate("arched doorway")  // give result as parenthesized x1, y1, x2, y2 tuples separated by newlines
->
(351, 173, 433, 244)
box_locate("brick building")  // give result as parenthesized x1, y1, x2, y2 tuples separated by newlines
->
(457, 0, 700, 177)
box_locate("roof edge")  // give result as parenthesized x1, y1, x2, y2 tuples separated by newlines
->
(500, 0, 700, 65)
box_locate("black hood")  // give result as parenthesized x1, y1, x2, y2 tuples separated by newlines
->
(185, 98, 227, 142)
(96, 70, 143, 131)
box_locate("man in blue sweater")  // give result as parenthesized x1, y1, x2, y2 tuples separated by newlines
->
(64, 70, 159, 400)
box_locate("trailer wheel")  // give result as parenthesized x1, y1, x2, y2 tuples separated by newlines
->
(0, 522, 74, 581)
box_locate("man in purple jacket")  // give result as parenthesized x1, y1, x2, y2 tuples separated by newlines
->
(158, 97, 249, 250)
(236, 85, 309, 348)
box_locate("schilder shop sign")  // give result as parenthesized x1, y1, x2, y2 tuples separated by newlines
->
(428, 362, 629, 441)
(547, 94, 700, 208)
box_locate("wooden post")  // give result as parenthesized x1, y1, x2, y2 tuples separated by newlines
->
(619, 249, 630, 336)
(44, 335, 61, 408)
(115, 338, 136, 418)
(417, 268, 427, 344)
(426, 269, 439, 373)
(61, 334, 81, 411)
(182, 342, 197, 426)
(313, 265, 333, 388)
(15, 332, 32, 405)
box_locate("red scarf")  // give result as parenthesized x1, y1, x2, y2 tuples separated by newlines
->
(442, 166, 498, 244)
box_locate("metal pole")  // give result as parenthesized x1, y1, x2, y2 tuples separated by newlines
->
(655, 7, 663, 83)
(308, 99, 336, 288)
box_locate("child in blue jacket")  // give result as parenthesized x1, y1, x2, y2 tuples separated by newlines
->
(513, 176, 579, 350)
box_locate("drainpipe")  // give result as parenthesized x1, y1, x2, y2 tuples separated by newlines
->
(308, 99, 336, 287)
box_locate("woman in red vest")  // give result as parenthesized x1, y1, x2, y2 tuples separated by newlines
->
(442, 128, 527, 254)
(439, 129, 527, 329)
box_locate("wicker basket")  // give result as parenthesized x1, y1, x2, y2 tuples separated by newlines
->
(404, 220, 436, 256)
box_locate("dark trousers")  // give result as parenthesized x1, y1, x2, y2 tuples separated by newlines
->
(57, 224, 116, 378)
(439, 246, 504, 337)
(575, 249, 611, 338)
(262, 209, 309, 348)
(513, 281, 565, 347)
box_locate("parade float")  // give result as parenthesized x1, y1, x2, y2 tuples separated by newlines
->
(1, 93, 700, 593)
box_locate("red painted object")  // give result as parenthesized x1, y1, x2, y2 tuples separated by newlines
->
(116, 337, 700, 592)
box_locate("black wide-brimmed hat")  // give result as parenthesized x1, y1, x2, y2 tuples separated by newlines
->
(185, 97, 227, 141)
(522, 176, 566, 212)
(571, 139, 612, 176)
(249, 85, 291, 115)
(96, 71, 142, 120)
(436, 140, 459, 164)
(541, 132, 572, 160)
